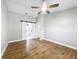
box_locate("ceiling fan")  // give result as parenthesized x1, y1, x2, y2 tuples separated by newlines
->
(31, 0, 59, 15)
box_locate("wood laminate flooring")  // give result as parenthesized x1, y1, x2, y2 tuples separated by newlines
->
(2, 39, 77, 59)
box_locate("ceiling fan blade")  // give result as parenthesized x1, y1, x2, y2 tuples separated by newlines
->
(49, 3, 59, 8)
(46, 10, 50, 14)
(37, 11, 41, 15)
(31, 6, 40, 8)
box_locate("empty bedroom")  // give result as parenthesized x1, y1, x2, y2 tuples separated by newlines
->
(1, 0, 77, 59)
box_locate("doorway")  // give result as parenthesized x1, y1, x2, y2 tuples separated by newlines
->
(22, 22, 36, 51)
(22, 22, 36, 40)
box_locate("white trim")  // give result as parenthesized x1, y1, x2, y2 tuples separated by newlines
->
(41, 38, 77, 50)
(8, 39, 25, 43)
(8, 38, 77, 50)
(8, 37, 39, 43)
(1, 44, 8, 57)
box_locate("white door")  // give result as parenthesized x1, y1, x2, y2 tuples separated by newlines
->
(22, 22, 36, 40)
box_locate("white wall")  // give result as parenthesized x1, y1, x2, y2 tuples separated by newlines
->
(7, 12, 25, 42)
(44, 7, 77, 48)
(35, 15, 45, 38)
(1, 0, 8, 54)
(7, 12, 44, 42)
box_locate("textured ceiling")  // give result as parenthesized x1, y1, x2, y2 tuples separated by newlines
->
(6, 0, 77, 17)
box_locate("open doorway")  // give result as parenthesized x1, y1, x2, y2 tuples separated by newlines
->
(22, 22, 36, 40)
(22, 21, 36, 51)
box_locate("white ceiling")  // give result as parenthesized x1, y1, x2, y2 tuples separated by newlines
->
(6, 0, 77, 17)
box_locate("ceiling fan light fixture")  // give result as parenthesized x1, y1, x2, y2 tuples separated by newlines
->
(41, 2, 47, 12)
(31, 0, 59, 15)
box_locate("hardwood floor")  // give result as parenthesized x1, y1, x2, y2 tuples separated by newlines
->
(2, 39, 77, 59)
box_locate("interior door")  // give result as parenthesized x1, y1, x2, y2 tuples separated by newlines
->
(22, 22, 36, 40)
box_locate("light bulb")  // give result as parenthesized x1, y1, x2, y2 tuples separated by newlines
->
(41, 2, 47, 12)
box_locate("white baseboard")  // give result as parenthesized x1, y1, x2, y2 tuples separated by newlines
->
(8, 37, 40, 43)
(41, 38, 77, 50)
(8, 38, 77, 50)
(8, 39, 25, 43)
(1, 44, 8, 57)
